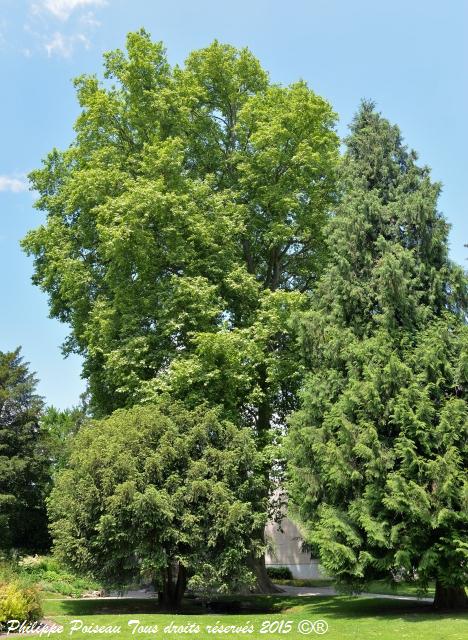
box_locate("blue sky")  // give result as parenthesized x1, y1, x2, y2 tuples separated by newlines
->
(1, 0, 467, 408)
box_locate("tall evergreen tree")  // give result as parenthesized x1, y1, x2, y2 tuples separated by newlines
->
(0, 349, 50, 551)
(286, 102, 468, 609)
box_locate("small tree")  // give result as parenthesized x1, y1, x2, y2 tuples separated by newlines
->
(0, 348, 50, 551)
(48, 402, 266, 607)
(286, 102, 468, 610)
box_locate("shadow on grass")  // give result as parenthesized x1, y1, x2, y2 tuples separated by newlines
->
(43, 594, 468, 621)
(213, 594, 468, 621)
(290, 595, 468, 622)
(44, 598, 169, 617)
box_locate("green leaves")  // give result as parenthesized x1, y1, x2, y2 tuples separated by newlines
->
(22, 31, 338, 421)
(48, 402, 266, 593)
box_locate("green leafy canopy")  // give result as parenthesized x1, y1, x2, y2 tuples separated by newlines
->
(22, 30, 339, 425)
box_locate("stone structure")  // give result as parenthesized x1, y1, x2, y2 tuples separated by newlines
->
(265, 517, 326, 579)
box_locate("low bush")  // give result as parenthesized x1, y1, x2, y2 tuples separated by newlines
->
(266, 566, 293, 580)
(0, 581, 42, 629)
(1, 556, 103, 598)
(17, 556, 103, 598)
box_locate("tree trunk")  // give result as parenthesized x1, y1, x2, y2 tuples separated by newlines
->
(157, 562, 187, 609)
(174, 563, 187, 606)
(433, 580, 468, 610)
(249, 364, 283, 595)
(248, 552, 283, 593)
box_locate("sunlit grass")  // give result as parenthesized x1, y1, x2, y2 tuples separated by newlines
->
(35, 595, 468, 640)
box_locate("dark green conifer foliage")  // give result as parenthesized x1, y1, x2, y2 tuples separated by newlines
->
(0, 349, 50, 550)
(286, 102, 468, 609)
(48, 402, 266, 608)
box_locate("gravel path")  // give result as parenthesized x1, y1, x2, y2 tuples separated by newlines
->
(46, 584, 433, 603)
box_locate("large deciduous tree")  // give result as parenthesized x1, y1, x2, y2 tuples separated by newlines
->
(22, 31, 339, 590)
(48, 402, 266, 608)
(0, 349, 50, 551)
(22, 32, 338, 420)
(286, 102, 468, 609)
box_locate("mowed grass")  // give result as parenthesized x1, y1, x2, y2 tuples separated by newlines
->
(39, 595, 468, 640)
(273, 578, 436, 598)
(365, 580, 435, 598)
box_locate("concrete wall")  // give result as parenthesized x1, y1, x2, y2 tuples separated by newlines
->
(265, 517, 326, 579)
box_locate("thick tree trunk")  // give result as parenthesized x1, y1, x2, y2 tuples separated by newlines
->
(248, 552, 283, 594)
(157, 562, 187, 609)
(433, 580, 468, 610)
(174, 563, 187, 605)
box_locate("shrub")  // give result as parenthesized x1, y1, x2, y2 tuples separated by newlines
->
(48, 403, 266, 608)
(18, 555, 44, 570)
(0, 582, 42, 629)
(17, 556, 102, 597)
(273, 578, 334, 587)
(266, 566, 293, 580)
(1, 555, 103, 598)
(0, 561, 15, 584)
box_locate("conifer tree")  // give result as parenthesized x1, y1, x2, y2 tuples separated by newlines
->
(48, 402, 266, 608)
(286, 102, 468, 609)
(0, 349, 50, 550)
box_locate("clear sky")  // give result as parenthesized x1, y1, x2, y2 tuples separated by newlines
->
(1, 0, 467, 408)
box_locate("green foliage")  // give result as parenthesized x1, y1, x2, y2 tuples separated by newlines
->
(22, 32, 338, 593)
(272, 578, 334, 587)
(0, 556, 101, 598)
(0, 349, 50, 551)
(0, 581, 42, 629)
(22, 30, 338, 430)
(17, 556, 102, 598)
(41, 405, 87, 472)
(48, 402, 267, 603)
(286, 102, 468, 605)
(266, 566, 293, 580)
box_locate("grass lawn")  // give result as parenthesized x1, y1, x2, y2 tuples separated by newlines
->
(365, 580, 435, 598)
(273, 578, 436, 598)
(273, 579, 335, 588)
(35, 595, 468, 640)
